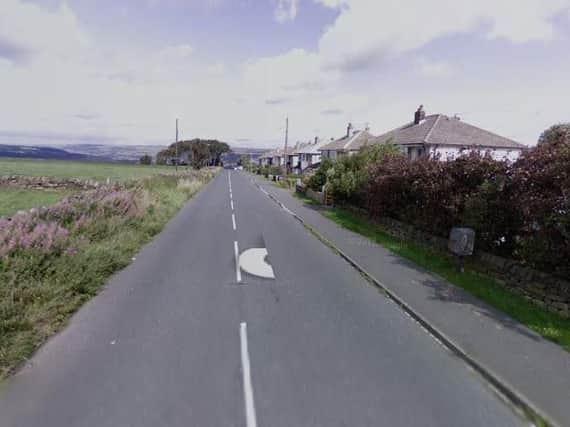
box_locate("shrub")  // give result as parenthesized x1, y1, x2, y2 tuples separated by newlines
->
(306, 159, 333, 191)
(328, 144, 401, 204)
(139, 154, 152, 165)
(509, 140, 570, 275)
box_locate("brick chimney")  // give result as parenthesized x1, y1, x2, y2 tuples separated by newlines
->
(346, 122, 353, 138)
(414, 105, 425, 125)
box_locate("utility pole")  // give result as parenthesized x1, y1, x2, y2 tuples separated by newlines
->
(283, 116, 289, 175)
(175, 118, 179, 173)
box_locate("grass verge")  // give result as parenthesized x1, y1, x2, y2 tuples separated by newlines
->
(0, 170, 217, 379)
(0, 188, 73, 217)
(319, 207, 570, 352)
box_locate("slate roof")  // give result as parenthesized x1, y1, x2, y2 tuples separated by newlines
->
(295, 139, 333, 154)
(318, 130, 376, 152)
(374, 114, 525, 149)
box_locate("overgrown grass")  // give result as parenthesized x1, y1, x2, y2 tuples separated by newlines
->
(0, 158, 174, 182)
(320, 207, 570, 351)
(0, 188, 73, 217)
(0, 170, 217, 378)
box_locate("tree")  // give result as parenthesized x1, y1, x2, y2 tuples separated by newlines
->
(239, 154, 252, 170)
(139, 154, 152, 165)
(156, 139, 230, 168)
(538, 123, 570, 147)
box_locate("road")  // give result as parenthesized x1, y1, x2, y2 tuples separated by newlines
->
(0, 171, 525, 427)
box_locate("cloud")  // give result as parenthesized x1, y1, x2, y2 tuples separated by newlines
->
(417, 58, 454, 78)
(317, 0, 570, 72)
(0, 0, 88, 62)
(0, 38, 32, 63)
(1, 0, 569, 149)
(321, 108, 343, 115)
(0, 129, 118, 145)
(274, 0, 299, 23)
(265, 97, 289, 105)
(73, 113, 100, 121)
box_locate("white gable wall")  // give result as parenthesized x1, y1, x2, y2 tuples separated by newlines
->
(428, 146, 522, 162)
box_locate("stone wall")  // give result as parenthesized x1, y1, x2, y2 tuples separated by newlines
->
(306, 188, 325, 205)
(0, 176, 100, 191)
(342, 206, 570, 318)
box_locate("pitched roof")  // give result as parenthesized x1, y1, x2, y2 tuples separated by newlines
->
(318, 130, 375, 152)
(374, 114, 525, 149)
(295, 138, 333, 154)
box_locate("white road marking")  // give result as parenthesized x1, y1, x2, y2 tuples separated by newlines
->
(240, 322, 257, 427)
(239, 248, 275, 279)
(234, 241, 242, 283)
(231, 200, 234, 211)
(232, 213, 237, 231)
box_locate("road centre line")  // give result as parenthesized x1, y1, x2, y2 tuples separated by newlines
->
(240, 322, 257, 427)
(234, 241, 242, 283)
(231, 200, 234, 211)
(232, 213, 237, 231)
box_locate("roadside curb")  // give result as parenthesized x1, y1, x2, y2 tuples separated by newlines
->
(253, 178, 555, 427)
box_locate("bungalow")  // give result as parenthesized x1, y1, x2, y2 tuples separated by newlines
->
(294, 137, 332, 173)
(373, 106, 526, 161)
(319, 123, 377, 160)
(258, 150, 276, 167)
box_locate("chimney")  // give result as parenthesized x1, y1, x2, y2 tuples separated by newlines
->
(346, 122, 353, 138)
(314, 136, 318, 144)
(414, 105, 425, 125)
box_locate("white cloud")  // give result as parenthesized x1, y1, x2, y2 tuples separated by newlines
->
(1, 0, 569, 149)
(317, 0, 570, 71)
(274, 0, 299, 23)
(0, 0, 88, 62)
(417, 58, 453, 78)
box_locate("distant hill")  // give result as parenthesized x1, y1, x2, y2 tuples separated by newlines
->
(62, 144, 166, 162)
(0, 145, 93, 161)
(0, 143, 265, 164)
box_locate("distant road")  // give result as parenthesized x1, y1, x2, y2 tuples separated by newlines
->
(0, 171, 525, 427)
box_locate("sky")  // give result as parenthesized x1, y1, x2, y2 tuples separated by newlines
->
(0, 0, 569, 148)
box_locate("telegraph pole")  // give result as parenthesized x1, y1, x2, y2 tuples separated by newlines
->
(175, 118, 179, 173)
(283, 116, 289, 175)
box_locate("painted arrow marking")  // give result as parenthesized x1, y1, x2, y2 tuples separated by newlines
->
(239, 248, 275, 279)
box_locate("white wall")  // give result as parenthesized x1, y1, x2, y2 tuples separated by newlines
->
(429, 146, 522, 162)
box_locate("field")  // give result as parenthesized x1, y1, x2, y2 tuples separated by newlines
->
(0, 158, 174, 182)
(0, 188, 72, 217)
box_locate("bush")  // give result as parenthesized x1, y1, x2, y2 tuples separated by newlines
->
(509, 140, 570, 275)
(139, 154, 152, 165)
(306, 159, 333, 191)
(327, 144, 401, 204)
(327, 140, 569, 277)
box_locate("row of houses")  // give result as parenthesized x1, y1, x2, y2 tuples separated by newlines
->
(258, 106, 526, 174)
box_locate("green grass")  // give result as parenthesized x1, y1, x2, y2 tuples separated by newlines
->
(319, 207, 570, 351)
(0, 188, 73, 217)
(0, 170, 217, 379)
(0, 158, 174, 182)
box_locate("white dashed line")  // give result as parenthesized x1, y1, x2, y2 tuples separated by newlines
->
(231, 200, 234, 211)
(232, 213, 237, 231)
(240, 322, 257, 427)
(234, 241, 242, 283)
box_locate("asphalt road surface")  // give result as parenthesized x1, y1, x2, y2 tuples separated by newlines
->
(0, 171, 526, 427)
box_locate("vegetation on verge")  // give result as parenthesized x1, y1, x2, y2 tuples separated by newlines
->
(320, 207, 570, 352)
(306, 134, 570, 278)
(0, 169, 217, 379)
